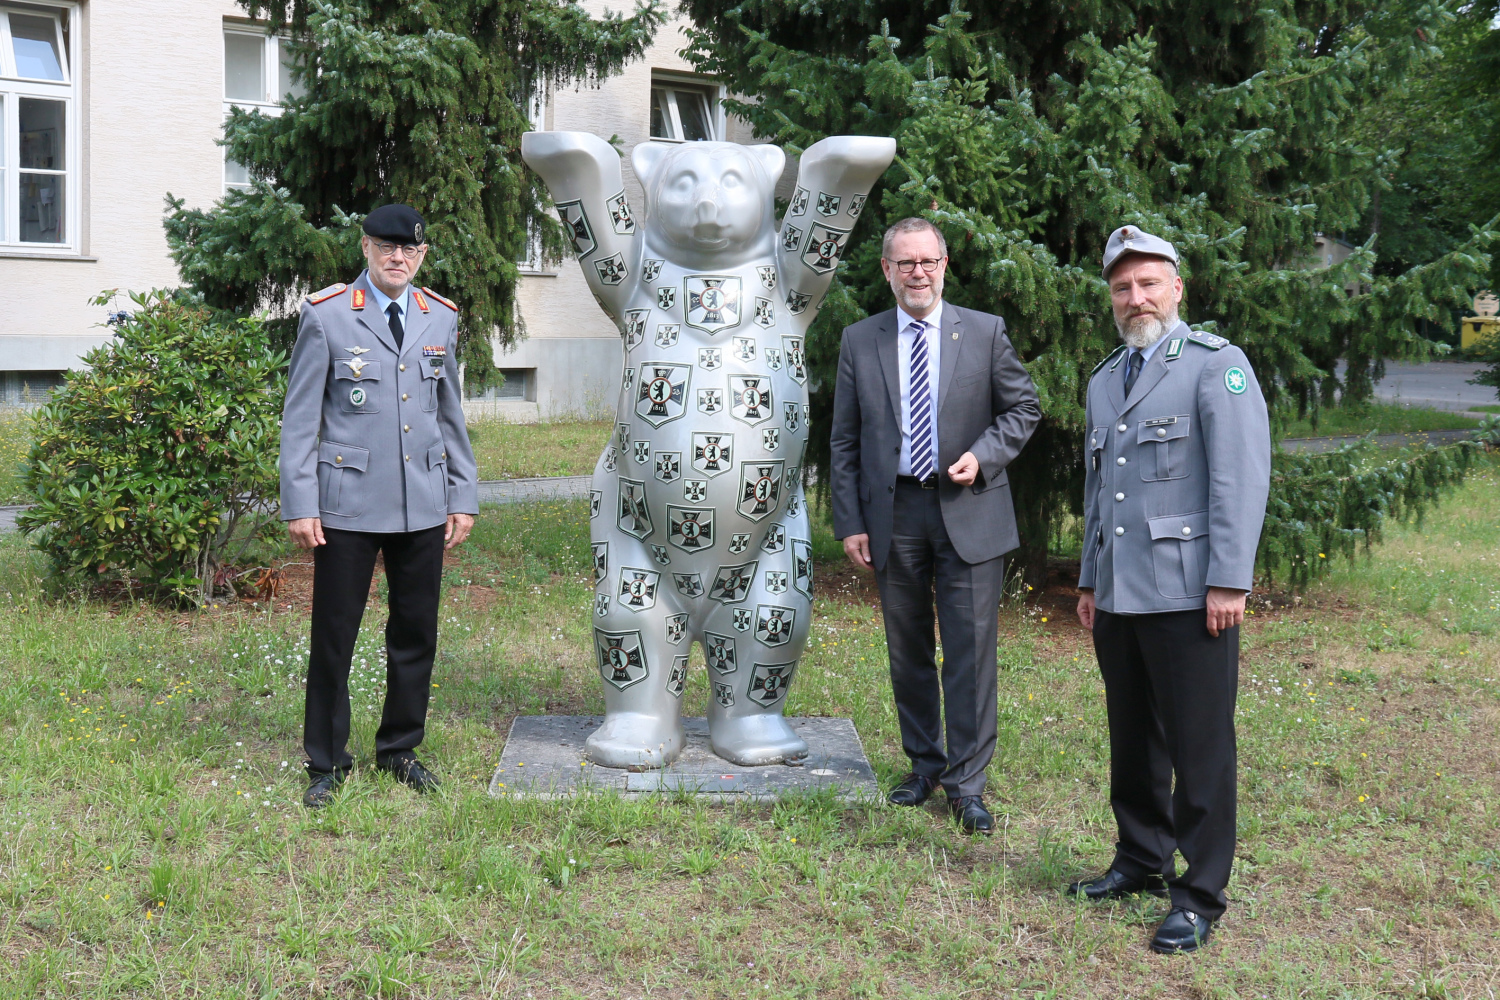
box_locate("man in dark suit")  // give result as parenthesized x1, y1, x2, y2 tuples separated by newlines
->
(830, 217, 1041, 832)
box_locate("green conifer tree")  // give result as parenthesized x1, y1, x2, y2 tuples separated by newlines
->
(163, 0, 663, 378)
(680, 0, 1498, 583)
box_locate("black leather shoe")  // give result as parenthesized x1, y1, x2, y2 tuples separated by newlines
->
(887, 773, 939, 807)
(1150, 906, 1214, 953)
(378, 755, 441, 793)
(303, 771, 343, 808)
(947, 795, 994, 834)
(1066, 869, 1170, 901)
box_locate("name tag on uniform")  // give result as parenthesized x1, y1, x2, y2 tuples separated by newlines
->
(1143, 416, 1178, 427)
(422, 345, 446, 369)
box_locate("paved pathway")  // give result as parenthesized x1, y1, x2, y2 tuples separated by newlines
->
(1341, 360, 1495, 414)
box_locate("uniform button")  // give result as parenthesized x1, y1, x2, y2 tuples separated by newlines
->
(1116, 456, 1126, 466)
(402, 393, 409, 401)
(400, 364, 407, 372)
(888, 486, 894, 493)
(441, 453, 446, 460)
(1114, 492, 1124, 501)
(335, 456, 342, 464)
(403, 424, 410, 433)
(1157, 427, 1167, 438)
(1114, 526, 1125, 536)
(1182, 525, 1192, 536)
(1117, 423, 1127, 433)
(404, 454, 410, 462)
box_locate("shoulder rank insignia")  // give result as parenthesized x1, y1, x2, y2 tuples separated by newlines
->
(306, 283, 347, 305)
(422, 287, 458, 312)
(350, 288, 366, 310)
(412, 290, 431, 313)
(1164, 337, 1186, 360)
(1090, 345, 1127, 376)
(1185, 328, 1228, 350)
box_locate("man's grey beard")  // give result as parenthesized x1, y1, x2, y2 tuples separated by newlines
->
(1116, 312, 1173, 350)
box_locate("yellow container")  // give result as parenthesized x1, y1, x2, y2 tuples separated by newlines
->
(1463, 316, 1500, 351)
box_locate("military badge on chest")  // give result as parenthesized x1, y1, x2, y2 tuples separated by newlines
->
(422, 345, 445, 370)
(685, 275, 743, 334)
(635, 363, 690, 427)
(730, 376, 774, 426)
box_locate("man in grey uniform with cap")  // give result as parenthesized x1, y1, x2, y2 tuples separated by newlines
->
(1069, 226, 1270, 952)
(280, 203, 479, 807)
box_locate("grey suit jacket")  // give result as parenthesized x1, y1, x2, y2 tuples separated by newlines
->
(830, 304, 1041, 569)
(1078, 321, 1271, 614)
(279, 270, 479, 532)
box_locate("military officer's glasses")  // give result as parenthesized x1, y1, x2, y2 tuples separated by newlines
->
(373, 241, 424, 260)
(892, 257, 945, 274)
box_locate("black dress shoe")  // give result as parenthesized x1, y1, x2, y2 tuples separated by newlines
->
(303, 771, 343, 808)
(947, 795, 994, 834)
(1066, 869, 1170, 901)
(1150, 906, 1214, 953)
(887, 773, 939, 807)
(378, 755, 441, 793)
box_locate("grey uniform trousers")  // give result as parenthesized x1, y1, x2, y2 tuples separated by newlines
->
(874, 480, 1005, 798)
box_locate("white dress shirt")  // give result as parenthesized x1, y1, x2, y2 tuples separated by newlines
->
(366, 275, 411, 333)
(895, 301, 943, 476)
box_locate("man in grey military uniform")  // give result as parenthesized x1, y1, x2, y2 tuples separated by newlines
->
(280, 204, 479, 807)
(1069, 226, 1270, 953)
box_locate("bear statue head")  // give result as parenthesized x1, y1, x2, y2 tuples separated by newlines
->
(632, 140, 786, 268)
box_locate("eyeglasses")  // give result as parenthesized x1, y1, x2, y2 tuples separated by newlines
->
(891, 257, 945, 274)
(372, 241, 424, 260)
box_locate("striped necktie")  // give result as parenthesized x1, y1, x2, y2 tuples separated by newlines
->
(908, 321, 935, 481)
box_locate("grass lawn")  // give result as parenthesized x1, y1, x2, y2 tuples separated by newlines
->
(1, 458, 1498, 997)
(1280, 402, 1479, 439)
(0, 410, 33, 505)
(1470, 403, 1500, 415)
(464, 419, 609, 481)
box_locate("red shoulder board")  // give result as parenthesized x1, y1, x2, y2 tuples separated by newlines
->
(350, 288, 366, 310)
(412, 290, 431, 313)
(423, 287, 458, 311)
(305, 283, 347, 305)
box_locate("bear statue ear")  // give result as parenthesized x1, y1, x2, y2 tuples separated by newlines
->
(631, 142, 675, 206)
(747, 143, 786, 186)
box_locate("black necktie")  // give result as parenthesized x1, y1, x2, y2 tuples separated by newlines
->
(386, 302, 405, 350)
(1124, 350, 1143, 398)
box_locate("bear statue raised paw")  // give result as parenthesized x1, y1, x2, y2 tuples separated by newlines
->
(521, 130, 896, 768)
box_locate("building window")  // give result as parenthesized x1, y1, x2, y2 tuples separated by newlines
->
(649, 77, 720, 142)
(0, 370, 65, 405)
(466, 369, 534, 402)
(0, 4, 76, 249)
(223, 26, 304, 192)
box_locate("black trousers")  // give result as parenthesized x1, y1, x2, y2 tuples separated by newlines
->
(1093, 608, 1239, 919)
(874, 481, 1005, 798)
(304, 525, 445, 775)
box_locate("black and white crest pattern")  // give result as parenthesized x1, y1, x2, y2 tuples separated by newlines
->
(755, 605, 796, 647)
(555, 200, 596, 258)
(847, 193, 867, 219)
(685, 275, 743, 334)
(784, 289, 811, 315)
(801, 224, 849, 276)
(683, 479, 708, 503)
(753, 297, 775, 329)
(667, 505, 715, 553)
(622, 368, 635, 393)
(655, 324, 679, 348)
(665, 656, 688, 698)
(762, 428, 781, 451)
(792, 538, 813, 599)
(782, 337, 807, 384)
(657, 286, 677, 311)
(666, 613, 689, 645)
(633, 439, 651, 465)
(730, 375, 774, 425)
(781, 225, 802, 253)
(642, 259, 663, 283)
(605, 191, 635, 235)
(714, 681, 735, 708)
(654, 451, 681, 483)
(697, 348, 722, 371)
(732, 337, 756, 363)
(815, 192, 841, 217)
(709, 561, 759, 604)
(757, 265, 777, 290)
(624, 309, 648, 349)
(617, 567, 660, 612)
(594, 593, 610, 617)
(592, 541, 609, 584)
(616, 422, 631, 449)
(595, 629, 648, 691)
(617, 478, 652, 539)
(737, 461, 784, 521)
(691, 433, 734, 478)
(786, 493, 802, 518)
(696, 388, 723, 415)
(784, 466, 800, 493)
(673, 573, 704, 598)
(783, 402, 802, 433)
(589, 490, 602, 518)
(765, 348, 783, 371)
(728, 532, 751, 555)
(764, 570, 788, 595)
(789, 187, 809, 216)
(601, 446, 617, 473)
(705, 632, 737, 674)
(732, 608, 753, 632)
(650, 544, 672, 567)
(761, 523, 786, 554)
(748, 661, 797, 707)
(634, 362, 690, 428)
(594, 252, 627, 285)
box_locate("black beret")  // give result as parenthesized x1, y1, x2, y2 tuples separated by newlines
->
(363, 204, 426, 244)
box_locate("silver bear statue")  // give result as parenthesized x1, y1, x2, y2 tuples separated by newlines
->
(521, 130, 896, 768)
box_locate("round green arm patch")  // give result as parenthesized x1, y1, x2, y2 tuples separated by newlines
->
(1224, 366, 1248, 394)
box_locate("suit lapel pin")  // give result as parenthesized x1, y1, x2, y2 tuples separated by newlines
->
(951, 331, 959, 340)
(346, 346, 370, 356)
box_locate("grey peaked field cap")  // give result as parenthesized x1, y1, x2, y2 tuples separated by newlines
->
(1102, 225, 1178, 278)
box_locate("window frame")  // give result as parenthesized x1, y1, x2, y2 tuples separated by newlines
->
(0, 1, 79, 252)
(649, 72, 725, 144)
(222, 24, 300, 194)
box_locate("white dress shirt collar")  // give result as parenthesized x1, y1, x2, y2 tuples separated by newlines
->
(896, 300, 943, 335)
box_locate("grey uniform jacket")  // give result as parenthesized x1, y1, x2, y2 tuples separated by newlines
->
(830, 304, 1042, 569)
(1079, 322, 1271, 614)
(279, 270, 479, 533)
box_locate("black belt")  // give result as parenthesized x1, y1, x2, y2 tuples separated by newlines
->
(896, 474, 939, 490)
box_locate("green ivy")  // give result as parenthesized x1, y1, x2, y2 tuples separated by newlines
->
(17, 292, 286, 607)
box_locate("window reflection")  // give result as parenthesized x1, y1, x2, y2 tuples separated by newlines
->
(10, 13, 64, 81)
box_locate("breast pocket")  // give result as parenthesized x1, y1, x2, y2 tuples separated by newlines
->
(421, 362, 446, 412)
(426, 443, 449, 512)
(1088, 426, 1108, 477)
(1148, 510, 1209, 599)
(334, 361, 382, 414)
(1137, 416, 1191, 482)
(317, 441, 369, 517)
